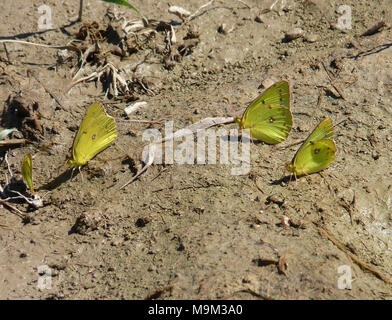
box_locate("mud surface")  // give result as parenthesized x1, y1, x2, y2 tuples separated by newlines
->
(0, 0, 391, 299)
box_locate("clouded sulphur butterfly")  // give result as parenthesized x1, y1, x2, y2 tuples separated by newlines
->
(22, 153, 34, 194)
(235, 81, 293, 144)
(67, 103, 117, 168)
(286, 117, 337, 178)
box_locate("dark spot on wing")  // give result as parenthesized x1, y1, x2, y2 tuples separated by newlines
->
(262, 99, 265, 104)
(269, 117, 275, 123)
(92, 134, 96, 140)
(314, 148, 320, 154)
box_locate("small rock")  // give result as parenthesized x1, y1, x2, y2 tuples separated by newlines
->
(135, 217, 151, 228)
(266, 194, 284, 206)
(284, 28, 304, 41)
(372, 150, 380, 160)
(259, 78, 275, 89)
(57, 49, 70, 63)
(255, 15, 264, 23)
(305, 34, 319, 43)
(281, 215, 290, 228)
(218, 23, 229, 34)
(316, 203, 328, 213)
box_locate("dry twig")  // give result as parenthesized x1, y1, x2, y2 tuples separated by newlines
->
(321, 61, 345, 100)
(0, 139, 30, 147)
(314, 223, 392, 285)
(360, 21, 387, 37)
(0, 199, 25, 218)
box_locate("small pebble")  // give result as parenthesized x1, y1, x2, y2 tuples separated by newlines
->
(281, 215, 290, 228)
(266, 194, 284, 206)
(372, 151, 380, 160)
(284, 28, 304, 41)
(57, 49, 70, 62)
(255, 15, 264, 23)
(218, 23, 229, 34)
(259, 78, 275, 89)
(305, 34, 319, 43)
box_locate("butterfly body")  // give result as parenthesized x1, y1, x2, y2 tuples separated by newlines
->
(237, 81, 292, 144)
(68, 103, 117, 168)
(287, 118, 337, 177)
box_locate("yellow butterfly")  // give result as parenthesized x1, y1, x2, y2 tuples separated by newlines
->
(235, 81, 293, 144)
(286, 118, 337, 179)
(22, 154, 34, 194)
(67, 103, 117, 168)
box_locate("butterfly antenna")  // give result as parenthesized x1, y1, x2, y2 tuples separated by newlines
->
(334, 117, 348, 128)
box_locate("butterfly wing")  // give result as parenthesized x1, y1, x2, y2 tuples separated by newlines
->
(241, 104, 292, 144)
(292, 139, 337, 176)
(239, 81, 292, 144)
(71, 103, 117, 167)
(241, 81, 291, 120)
(22, 154, 34, 193)
(296, 118, 334, 155)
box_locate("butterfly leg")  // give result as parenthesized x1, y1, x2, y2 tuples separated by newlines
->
(78, 166, 84, 182)
(70, 167, 76, 180)
(247, 129, 255, 144)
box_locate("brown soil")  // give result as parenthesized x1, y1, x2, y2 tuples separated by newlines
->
(0, 0, 391, 299)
